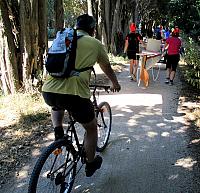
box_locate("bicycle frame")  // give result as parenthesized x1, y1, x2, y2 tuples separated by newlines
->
(90, 84, 110, 108)
(54, 85, 110, 181)
(67, 114, 83, 152)
(65, 85, 110, 158)
(28, 84, 111, 193)
(48, 114, 86, 183)
(65, 112, 86, 164)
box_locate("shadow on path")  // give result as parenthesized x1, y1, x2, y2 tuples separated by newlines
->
(1, 64, 200, 193)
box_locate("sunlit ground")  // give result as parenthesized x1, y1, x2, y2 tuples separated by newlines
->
(1, 61, 199, 192)
(4, 89, 197, 193)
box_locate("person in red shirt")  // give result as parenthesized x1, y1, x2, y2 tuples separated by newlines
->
(164, 28, 182, 85)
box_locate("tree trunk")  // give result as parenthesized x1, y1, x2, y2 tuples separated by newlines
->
(110, 0, 121, 55)
(0, 30, 10, 95)
(87, 0, 93, 16)
(96, 0, 104, 41)
(0, 0, 49, 94)
(55, 0, 64, 31)
(20, 0, 48, 92)
(104, 0, 111, 51)
(101, 0, 135, 54)
(0, 0, 20, 94)
(38, 0, 48, 88)
(20, 0, 36, 92)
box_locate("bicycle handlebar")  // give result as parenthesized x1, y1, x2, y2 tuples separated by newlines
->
(89, 84, 110, 92)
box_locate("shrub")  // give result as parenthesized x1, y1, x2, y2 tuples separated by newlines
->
(183, 35, 200, 89)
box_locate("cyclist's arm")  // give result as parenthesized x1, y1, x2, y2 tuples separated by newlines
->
(97, 42, 121, 92)
(99, 62, 121, 92)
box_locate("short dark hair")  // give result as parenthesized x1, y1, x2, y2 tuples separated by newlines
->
(76, 14, 96, 33)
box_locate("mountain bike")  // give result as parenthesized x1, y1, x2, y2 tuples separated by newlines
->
(28, 84, 112, 193)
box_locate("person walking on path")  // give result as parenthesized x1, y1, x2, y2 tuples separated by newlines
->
(123, 23, 146, 81)
(164, 27, 182, 85)
(164, 27, 171, 40)
(42, 14, 121, 177)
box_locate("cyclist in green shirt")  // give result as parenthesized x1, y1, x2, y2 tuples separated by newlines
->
(42, 14, 121, 177)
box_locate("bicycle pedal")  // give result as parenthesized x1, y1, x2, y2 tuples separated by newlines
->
(55, 172, 64, 185)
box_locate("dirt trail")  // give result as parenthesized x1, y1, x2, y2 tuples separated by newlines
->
(1, 63, 200, 193)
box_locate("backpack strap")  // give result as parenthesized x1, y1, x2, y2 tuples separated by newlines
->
(63, 29, 77, 77)
(75, 66, 94, 72)
(67, 29, 94, 77)
(70, 66, 94, 77)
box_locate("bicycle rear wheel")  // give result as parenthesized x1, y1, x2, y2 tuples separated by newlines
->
(28, 138, 77, 193)
(96, 102, 112, 152)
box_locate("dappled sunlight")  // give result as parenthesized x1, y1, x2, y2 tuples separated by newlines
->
(139, 111, 156, 116)
(146, 131, 158, 138)
(74, 184, 82, 190)
(99, 93, 163, 107)
(175, 157, 197, 170)
(113, 113, 124, 117)
(15, 165, 29, 179)
(161, 132, 170, 137)
(147, 119, 159, 123)
(32, 148, 42, 157)
(117, 133, 131, 139)
(156, 122, 166, 127)
(120, 107, 134, 113)
(131, 114, 145, 119)
(127, 118, 137, 126)
(173, 125, 189, 134)
(189, 139, 200, 145)
(172, 116, 187, 124)
(45, 132, 54, 140)
(17, 182, 26, 188)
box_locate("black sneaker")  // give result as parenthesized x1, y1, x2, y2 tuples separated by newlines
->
(85, 155, 103, 177)
(54, 126, 64, 141)
(130, 74, 136, 81)
(132, 74, 137, 82)
(130, 74, 133, 81)
(169, 80, 173, 86)
(165, 78, 170, 84)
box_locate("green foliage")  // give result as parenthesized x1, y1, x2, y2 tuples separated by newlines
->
(47, 0, 55, 28)
(47, 0, 87, 37)
(63, 0, 87, 27)
(47, 0, 87, 30)
(183, 35, 200, 89)
(168, 0, 200, 41)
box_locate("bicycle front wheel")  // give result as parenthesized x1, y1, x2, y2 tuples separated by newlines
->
(96, 102, 112, 152)
(28, 138, 77, 193)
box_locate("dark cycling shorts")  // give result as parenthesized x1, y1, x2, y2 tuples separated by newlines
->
(42, 92, 95, 124)
(127, 50, 139, 60)
(166, 54, 180, 71)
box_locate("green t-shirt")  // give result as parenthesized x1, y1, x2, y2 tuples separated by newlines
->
(42, 30, 109, 99)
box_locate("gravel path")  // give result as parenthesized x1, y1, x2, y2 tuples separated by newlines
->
(1, 63, 200, 193)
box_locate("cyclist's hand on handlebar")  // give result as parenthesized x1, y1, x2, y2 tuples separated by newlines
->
(110, 83, 121, 92)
